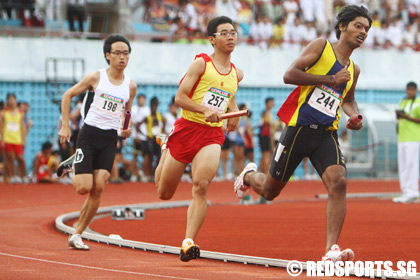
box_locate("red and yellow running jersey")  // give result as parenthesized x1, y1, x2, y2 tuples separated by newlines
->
(3, 108, 23, 144)
(278, 40, 355, 130)
(181, 53, 239, 127)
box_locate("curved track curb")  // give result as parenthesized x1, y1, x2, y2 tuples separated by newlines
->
(55, 201, 419, 279)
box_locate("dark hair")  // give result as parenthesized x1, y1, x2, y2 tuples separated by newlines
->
(334, 5, 372, 39)
(207, 16, 234, 36)
(265, 97, 274, 104)
(42, 141, 53, 151)
(407, 81, 417, 89)
(150, 96, 159, 106)
(7, 93, 16, 100)
(103, 34, 131, 65)
(137, 93, 146, 99)
(239, 104, 247, 110)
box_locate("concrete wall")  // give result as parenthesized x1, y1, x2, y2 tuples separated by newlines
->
(1, 37, 420, 90)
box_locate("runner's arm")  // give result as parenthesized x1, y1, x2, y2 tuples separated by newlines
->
(175, 58, 220, 122)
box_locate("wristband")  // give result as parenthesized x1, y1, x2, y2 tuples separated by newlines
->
(331, 75, 336, 86)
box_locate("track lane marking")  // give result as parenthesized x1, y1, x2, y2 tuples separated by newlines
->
(0, 252, 198, 280)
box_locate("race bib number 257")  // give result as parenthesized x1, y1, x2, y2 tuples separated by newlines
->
(201, 87, 231, 113)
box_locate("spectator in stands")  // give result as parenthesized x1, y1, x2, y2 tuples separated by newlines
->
(339, 129, 351, 162)
(231, 104, 247, 177)
(163, 101, 178, 135)
(248, 15, 261, 46)
(110, 134, 137, 183)
(300, 0, 316, 23)
(302, 157, 316, 180)
(215, 0, 241, 23)
(243, 108, 254, 164)
(132, 94, 151, 182)
(282, 0, 298, 27)
(66, 0, 86, 32)
(402, 22, 417, 51)
(302, 20, 318, 46)
(0, 93, 28, 184)
(393, 81, 420, 203)
(219, 130, 232, 181)
(0, 101, 4, 181)
(385, 16, 404, 50)
(406, 0, 419, 22)
(33, 141, 60, 183)
(256, 14, 274, 49)
(258, 97, 274, 174)
(18, 101, 33, 135)
(270, 16, 286, 48)
(68, 93, 85, 155)
(178, 0, 198, 34)
(144, 96, 164, 180)
(287, 16, 306, 50)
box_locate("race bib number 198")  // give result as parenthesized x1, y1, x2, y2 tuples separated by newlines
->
(97, 93, 124, 117)
(307, 85, 341, 117)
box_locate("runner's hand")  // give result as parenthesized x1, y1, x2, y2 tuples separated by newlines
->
(225, 117, 239, 135)
(58, 126, 71, 144)
(121, 127, 132, 139)
(204, 108, 221, 123)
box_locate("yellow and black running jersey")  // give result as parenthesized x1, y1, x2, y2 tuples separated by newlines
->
(278, 40, 355, 131)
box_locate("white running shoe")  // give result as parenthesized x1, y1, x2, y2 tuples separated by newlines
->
(322, 244, 354, 263)
(234, 162, 257, 199)
(57, 154, 75, 178)
(68, 234, 90, 250)
(392, 195, 419, 204)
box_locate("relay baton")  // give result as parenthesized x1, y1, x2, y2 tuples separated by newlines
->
(221, 109, 249, 120)
(346, 114, 363, 129)
(122, 110, 131, 139)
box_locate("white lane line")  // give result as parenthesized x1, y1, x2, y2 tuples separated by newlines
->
(0, 252, 198, 280)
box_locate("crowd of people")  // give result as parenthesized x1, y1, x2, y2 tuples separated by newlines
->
(1, 5, 419, 266)
(0, 89, 323, 187)
(5, 1, 420, 51)
(166, 0, 420, 51)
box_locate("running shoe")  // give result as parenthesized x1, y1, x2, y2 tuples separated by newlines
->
(179, 241, 200, 262)
(322, 244, 354, 262)
(156, 133, 168, 148)
(392, 195, 419, 204)
(234, 162, 257, 198)
(57, 154, 75, 178)
(68, 234, 90, 250)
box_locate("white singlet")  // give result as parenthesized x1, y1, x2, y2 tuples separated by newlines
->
(83, 68, 130, 131)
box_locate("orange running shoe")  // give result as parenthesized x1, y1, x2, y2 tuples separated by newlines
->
(180, 241, 200, 262)
(156, 133, 168, 148)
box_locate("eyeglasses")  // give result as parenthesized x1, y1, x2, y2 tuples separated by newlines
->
(110, 51, 130, 56)
(213, 31, 238, 37)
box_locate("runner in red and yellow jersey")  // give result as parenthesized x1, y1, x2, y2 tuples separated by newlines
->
(0, 93, 27, 184)
(154, 16, 243, 262)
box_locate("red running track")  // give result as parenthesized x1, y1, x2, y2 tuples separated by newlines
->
(1, 179, 419, 279)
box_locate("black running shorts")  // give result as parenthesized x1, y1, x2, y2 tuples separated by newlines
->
(269, 125, 346, 182)
(74, 124, 118, 174)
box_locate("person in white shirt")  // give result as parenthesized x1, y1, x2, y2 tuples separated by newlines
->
(57, 34, 137, 250)
(257, 15, 273, 49)
(164, 102, 178, 135)
(179, 0, 198, 33)
(215, 0, 241, 23)
(132, 94, 152, 182)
